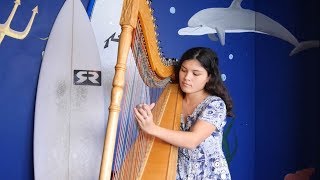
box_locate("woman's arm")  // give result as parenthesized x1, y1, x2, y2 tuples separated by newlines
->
(134, 104, 216, 149)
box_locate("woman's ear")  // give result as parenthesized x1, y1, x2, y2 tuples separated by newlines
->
(206, 74, 211, 83)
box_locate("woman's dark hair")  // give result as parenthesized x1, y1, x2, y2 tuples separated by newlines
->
(175, 47, 234, 117)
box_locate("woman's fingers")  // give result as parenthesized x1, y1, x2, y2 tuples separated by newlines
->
(134, 108, 145, 121)
(134, 103, 155, 128)
(135, 104, 150, 118)
(145, 104, 154, 117)
(134, 104, 156, 135)
(134, 114, 143, 127)
(150, 103, 156, 110)
(138, 104, 154, 118)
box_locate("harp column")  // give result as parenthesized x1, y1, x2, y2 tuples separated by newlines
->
(99, 24, 134, 180)
(99, 0, 139, 179)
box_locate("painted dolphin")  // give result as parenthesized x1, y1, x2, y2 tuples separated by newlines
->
(178, 0, 319, 56)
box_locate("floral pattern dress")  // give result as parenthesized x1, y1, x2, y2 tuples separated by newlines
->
(176, 96, 231, 180)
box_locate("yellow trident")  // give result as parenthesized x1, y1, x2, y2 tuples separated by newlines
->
(0, 0, 38, 45)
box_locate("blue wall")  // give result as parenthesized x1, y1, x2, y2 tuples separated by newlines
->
(255, 0, 320, 179)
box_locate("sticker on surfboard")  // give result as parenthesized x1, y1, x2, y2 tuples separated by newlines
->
(73, 70, 101, 86)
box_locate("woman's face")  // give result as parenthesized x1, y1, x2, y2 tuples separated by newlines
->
(179, 59, 210, 95)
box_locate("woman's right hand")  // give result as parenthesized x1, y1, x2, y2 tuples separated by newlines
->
(134, 103, 156, 134)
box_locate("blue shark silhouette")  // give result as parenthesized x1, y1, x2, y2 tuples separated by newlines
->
(178, 0, 319, 56)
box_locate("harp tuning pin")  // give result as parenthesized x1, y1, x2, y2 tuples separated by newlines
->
(154, 17, 157, 22)
(162, 57, 167, 64)
(151, 16, 157, 22)
(168, 58, 174, 65)
(172, 58, 178, 63)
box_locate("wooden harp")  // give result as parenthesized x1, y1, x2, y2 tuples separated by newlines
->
(99, 0, 182, 179)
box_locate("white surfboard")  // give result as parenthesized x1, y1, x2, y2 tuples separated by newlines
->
(90, 0, 123, 120)
(33, 0, 105, 179)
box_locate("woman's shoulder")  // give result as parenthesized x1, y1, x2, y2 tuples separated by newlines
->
(206, 95, 224, 103)
(204, 96, 226, 110)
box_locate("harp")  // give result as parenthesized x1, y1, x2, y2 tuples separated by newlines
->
(99, 0, 182, 179)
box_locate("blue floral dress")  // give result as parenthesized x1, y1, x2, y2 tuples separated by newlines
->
(176, 96, 231, 180)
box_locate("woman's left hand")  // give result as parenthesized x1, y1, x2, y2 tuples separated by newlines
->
(134, 103, 156, 134)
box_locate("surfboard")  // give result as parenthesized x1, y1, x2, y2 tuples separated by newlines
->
(33, 0, 105, 179)
(90, 0, 123, 120)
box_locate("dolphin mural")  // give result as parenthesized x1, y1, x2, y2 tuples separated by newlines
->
(178, 0, 319, 56)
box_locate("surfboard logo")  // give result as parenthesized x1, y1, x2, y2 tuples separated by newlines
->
(104, 32, 120, 48)
(74, 70, 101, 86)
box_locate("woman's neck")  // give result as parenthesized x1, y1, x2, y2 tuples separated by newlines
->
(183, 91, 209, 116)
(184, 90, 209, 105)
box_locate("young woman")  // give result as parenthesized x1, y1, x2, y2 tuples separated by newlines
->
(134, 47, 234, 180)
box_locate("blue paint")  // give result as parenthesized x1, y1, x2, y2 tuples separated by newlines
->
(86, 0, 96, 18)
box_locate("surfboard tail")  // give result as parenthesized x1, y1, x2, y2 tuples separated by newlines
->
(290, 40, 320, 56)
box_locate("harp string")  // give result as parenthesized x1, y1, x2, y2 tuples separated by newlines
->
(132, 19, 172, 88)
(111, 48, 163, 179)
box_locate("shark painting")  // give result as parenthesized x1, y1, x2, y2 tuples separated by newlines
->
(178, 0, 319, 56)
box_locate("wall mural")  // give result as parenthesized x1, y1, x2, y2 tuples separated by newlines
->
(0, 0, 38, 45)
(178, 0, 319, 56)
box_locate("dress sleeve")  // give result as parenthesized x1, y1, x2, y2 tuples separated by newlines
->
(198, 97, 227, 131)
